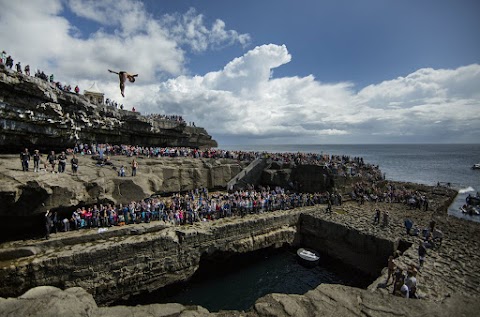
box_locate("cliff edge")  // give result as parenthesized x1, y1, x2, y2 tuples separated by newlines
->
(0, 65, 217, 153)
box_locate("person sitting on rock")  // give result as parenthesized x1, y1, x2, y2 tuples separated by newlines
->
(392, 268, 405, 295)
(405, 268, 418, 298)
(119, 165, 126, 177)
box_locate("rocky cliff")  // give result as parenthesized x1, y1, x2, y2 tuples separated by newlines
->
(0, 208, 305, 304)
(2, 284, 479, 317)
(0, 65, 217, 153)
(1, 184, 479, 316)
(0, 154, 243, 240)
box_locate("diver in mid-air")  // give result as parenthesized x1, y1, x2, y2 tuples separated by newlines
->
(108, 69, 138, 97)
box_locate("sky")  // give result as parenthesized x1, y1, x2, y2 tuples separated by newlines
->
(1, 0, 479, 146)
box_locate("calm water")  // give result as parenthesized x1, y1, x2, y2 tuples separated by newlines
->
(120, 248, 371, 312)
(222, 144, 480, 222)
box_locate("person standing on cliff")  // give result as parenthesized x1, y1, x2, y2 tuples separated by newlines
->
(57, 151, 67, 173)
(71, 154, 79, 175)
(33, 149, 41, 172)
(386, 255, 396, 285)
(0, 50, 6, 64)
(131, 158, 138, 177)
(20, 148, 30, 172)
(45, 210, 52, 240)
(108, 69, 138, 97)
(373, 208, 381, 224)
(5, 55, 13, 69)
(382, 210, 389, 227)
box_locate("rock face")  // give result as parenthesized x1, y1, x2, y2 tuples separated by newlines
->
(0, 154, 243, 240)
(1, 284, 479, 317)
(0, 184, 471, 303)
(262, 163, 333, 192)
(0, 209, 304, 305)
(300, 214, 395, 276)
(1, 183, 479, 316)
(0, 65, 217, 153)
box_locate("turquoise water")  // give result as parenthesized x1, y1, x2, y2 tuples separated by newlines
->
(221, 144, 480, 222)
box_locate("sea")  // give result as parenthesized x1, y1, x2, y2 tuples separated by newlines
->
(221, 144, 480, 223)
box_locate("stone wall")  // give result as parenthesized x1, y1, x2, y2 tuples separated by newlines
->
(299, 213, 396, 276)
(261, 162, 333, 192)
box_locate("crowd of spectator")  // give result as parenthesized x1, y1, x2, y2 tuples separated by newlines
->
(348, 180, 430, 211)
(105, 98, 124, 110)
(146, 114, 185, 124)
(46, 185, 345, 235)
(1, 50, 80, 94)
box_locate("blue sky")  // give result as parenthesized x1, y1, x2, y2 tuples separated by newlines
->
(1, 0, 479, 145)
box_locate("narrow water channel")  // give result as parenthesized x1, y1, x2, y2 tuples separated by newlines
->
(115, 247, 372, 312)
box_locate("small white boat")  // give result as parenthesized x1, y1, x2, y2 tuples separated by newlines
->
(297, 247, 320, 266)
(472, 163, 480, 170)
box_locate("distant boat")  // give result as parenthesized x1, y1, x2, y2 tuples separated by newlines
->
(297, 248, 320, 266)
(466, 194, 480, 206)
(472, 163, 480, 170)
(461, 205, 480, 216)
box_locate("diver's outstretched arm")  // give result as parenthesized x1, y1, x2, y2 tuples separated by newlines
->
(108, 69, 119, 75)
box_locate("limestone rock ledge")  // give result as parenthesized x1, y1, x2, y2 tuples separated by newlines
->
(0, 155, 243, 240)
(0, 65, 217, 153)
(1, 284, 478, 317)
(0, 209, 305, 304)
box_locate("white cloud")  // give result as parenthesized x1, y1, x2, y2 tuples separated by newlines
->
(0, 0, 249, 85)
(0, 0, 184, 84)
(161, 8, 251, 53)
(136, 45, 480, 144)
(67, 0, 148, 35)
(1, 1, 478, 144)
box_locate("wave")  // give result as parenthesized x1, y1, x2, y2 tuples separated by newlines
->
(459, 186, 476, 194)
